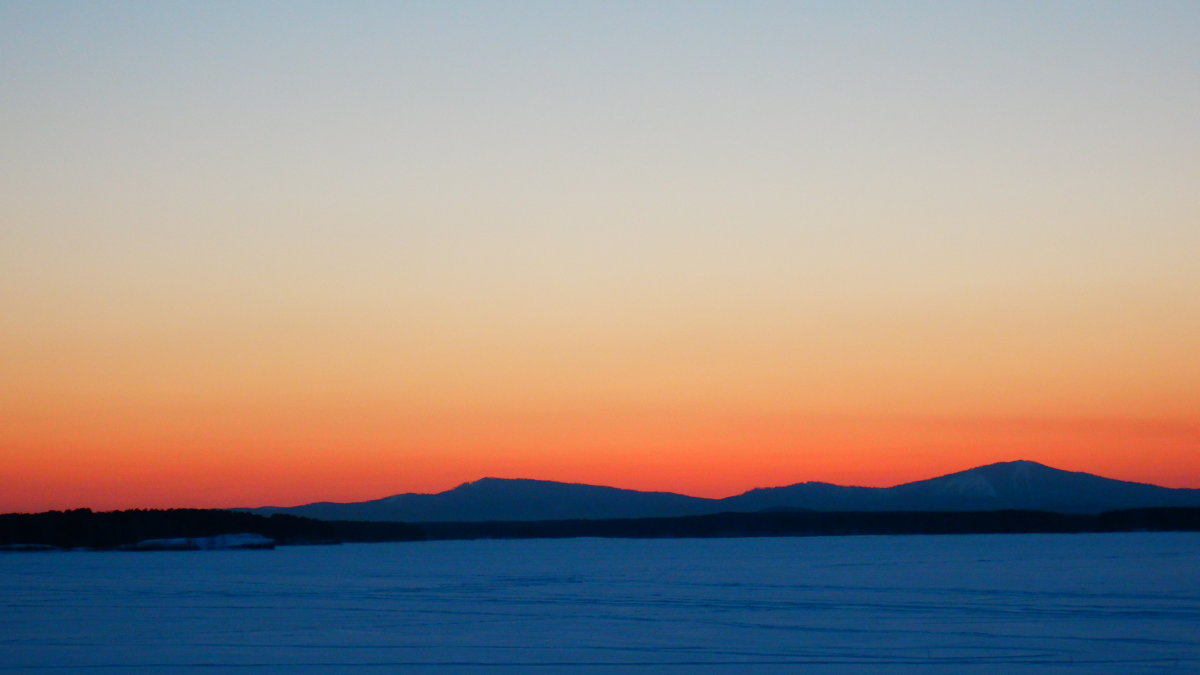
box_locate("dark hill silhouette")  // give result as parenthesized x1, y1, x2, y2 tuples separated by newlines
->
(252, 478, 717, 522)
(249, 460, 1200, 522)
(722, 460, 1200, 513)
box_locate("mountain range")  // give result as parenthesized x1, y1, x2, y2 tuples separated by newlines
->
(249, 460, 1200, 523)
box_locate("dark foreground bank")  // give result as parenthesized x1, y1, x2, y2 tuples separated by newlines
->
(0, 509, 424, 550)
(3, 506, 1200, 550)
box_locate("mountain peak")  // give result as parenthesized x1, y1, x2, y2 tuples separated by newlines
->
(925, 460, 1068, 486)
(968, 459, 1053, 472)
(456, 477, 535, 489)
(251, 461, 1200, 522)
(452, 477, 626, 494)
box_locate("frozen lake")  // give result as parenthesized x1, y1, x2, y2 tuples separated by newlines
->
(2, 532, 1198, 673)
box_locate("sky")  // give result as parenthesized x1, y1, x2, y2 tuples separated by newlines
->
(2, 1, 1198, 512)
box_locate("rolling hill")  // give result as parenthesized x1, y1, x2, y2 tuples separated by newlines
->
(251, 477, 716, 522)
(249, 460, 1200, 522)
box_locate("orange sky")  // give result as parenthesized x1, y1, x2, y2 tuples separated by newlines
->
(2, 3, 1198, 512)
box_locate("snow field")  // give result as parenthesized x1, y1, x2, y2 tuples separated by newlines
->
(1, 532, 1198, 673)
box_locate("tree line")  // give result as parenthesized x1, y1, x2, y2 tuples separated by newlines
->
(0, 508, 423, 549)
(2, 506, 1197, 550)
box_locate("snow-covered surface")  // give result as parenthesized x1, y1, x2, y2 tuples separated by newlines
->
(117, 533, 275, 551)
(0, 543, 59, 552)
(1, 532, 1197, 673)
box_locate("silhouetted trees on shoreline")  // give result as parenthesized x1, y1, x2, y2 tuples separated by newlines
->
(2, 506, 1197, 550)
(0, 508, 422, 549)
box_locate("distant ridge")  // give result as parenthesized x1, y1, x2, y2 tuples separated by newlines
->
(720, 460, 1200, 514)
(251, 478, 716, 523)
(249, 460, 1200, 523)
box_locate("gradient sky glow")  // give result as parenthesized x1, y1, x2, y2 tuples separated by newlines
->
(3, 1, 1198, 512)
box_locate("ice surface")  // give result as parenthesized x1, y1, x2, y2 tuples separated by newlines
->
(1, 532, 1198, 673)
(117, 533, 276, 551)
